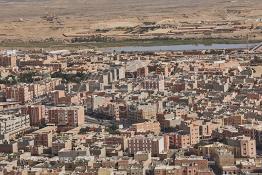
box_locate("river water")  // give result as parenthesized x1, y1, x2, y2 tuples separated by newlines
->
(102, 43, 258, 53)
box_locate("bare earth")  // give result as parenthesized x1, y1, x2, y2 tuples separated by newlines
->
(0, 0, 261, 41)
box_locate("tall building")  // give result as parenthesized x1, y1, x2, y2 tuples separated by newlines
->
(32, 126, 56, 147)
(48, 106, 85, 127)
(180, 121, 200, 146)
(21, 105, 46, 126)
(171, 131, 191, 148)
(0, 55, 16, 67)
(141, 76, 165, 92)
(5, 85, 32, 104)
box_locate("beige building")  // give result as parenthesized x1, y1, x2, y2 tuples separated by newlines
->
(0, 55, 16, 67)
(32, 126, 56, 147)
(128, 135, 165, 156)
(227, 136, 256, 158)
(0, 102, 19, 111)
(171, 131, 191, 149)
(180, 120, 200, 145)
(131, 121, 161, 134)
(154, 165, 183, 175)
(104, 135, 127, 150)
(120, 103, 158, 125)
(223, 114, 245, 126)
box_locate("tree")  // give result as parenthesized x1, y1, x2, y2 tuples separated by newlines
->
(106, 124, 119, 134)
(18, 72, 36, 83)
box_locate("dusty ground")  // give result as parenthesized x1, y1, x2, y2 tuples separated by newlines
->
(0, 0, 261, 41)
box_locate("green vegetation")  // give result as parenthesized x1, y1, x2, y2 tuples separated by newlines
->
(0, 71, 90, 85)
(0, 71, 48, 85)
(51, 71, 89, 83)
(0, 75, 17, 85)
(161, 127, 177, 133)
(106, 124, 119, 135)
(143, 22, 156, 25)
(18, 71, 37, 83)
(0, 40, 63, 49)
(79, 126, 91, 134)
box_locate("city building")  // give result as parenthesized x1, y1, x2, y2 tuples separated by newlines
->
(47, 106, 85, 127)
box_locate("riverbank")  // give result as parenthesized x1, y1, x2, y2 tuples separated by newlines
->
(0, 38, 260, 50)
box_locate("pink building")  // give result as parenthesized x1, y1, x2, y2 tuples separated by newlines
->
(5, 85, 32, 104)
(171, 131, 191, 149)
(21, 105, 46, 126)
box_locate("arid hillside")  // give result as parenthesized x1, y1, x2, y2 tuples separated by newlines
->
(0, 0, 261, 41)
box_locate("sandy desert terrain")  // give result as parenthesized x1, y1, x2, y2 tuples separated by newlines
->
(0, 0, 261, 46)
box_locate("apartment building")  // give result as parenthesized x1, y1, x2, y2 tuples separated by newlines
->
(47, 106, 85, 127)
(227, 136, 256, 158)
(0, 102, 19, 111)
(0, 113, 30, 139)
(21, 105, 46, 126)
(238, 124, 262, 145)
(0, 141, 18, 153)
(0, 55, 16, 67)
(131, 121, 161, 134)
(180, 121, 200, 145)
(141, 76, 165, 92)
(171, 131, 191, 149)
(5, 85, 32, 104)
(120, 103, 158, 125)
(128, 135, 165, 156)
(51, 90, 66, 105)
(174, 156, 209, 171)
(155, 64, 172, 77)
(32, 126, 56, 147)
(199, 121, 221, 139)
(104, 135, 127, 150)
(154, 165, 183, 175)
(154, 165, 215, 175)
(223, 114, 245, 126)
(95, 102, 121, 121)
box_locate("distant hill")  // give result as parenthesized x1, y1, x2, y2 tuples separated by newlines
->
(0, 0, 260, 20)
